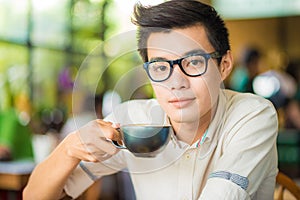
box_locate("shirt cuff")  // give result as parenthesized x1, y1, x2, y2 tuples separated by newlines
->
(64, 164, 94, 199)
(199, 177, 250, 200)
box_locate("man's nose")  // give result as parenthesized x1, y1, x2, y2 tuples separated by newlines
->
(168, 64, 189, 90)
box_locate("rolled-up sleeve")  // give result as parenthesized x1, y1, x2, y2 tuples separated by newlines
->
(64, 164, 95, 199)
(199, 178, 250, 200)
(64, 153, 124, 198)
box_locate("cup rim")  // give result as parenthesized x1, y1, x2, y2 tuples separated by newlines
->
(121, 124, 171, 128)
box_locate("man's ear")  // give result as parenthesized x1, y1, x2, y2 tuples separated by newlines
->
(220, 50, 233, 81)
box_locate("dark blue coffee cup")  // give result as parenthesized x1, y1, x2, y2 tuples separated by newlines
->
(112, 124, 171, 157)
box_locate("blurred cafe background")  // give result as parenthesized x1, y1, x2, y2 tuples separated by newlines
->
(0, 0, 299, 199)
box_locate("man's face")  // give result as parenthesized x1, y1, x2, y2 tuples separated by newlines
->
(146, 25, 225, 123)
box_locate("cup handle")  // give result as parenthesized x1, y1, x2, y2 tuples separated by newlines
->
(111, 128, 126, 149)
(111, 140, 126, 149)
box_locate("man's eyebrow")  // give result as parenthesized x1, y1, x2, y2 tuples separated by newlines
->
(149, 57, 168, 62)
(183, 49, 206, 56)
(149, 49, 206, 62)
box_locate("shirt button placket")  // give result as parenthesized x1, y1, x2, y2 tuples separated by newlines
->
(178, 150, 196, 200)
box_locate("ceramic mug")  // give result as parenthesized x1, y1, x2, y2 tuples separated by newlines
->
(111, 124, 171, 157)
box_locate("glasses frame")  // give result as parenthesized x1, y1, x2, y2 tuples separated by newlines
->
(143, 51, 221, 82)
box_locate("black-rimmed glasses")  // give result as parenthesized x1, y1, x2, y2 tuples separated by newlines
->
(143, 52, 221, 82)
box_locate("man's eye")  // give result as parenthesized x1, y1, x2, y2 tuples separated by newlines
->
(152, 64, 168, 72)
(189, 59, 204, 67)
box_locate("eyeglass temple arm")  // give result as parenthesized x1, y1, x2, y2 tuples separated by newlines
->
(210, 51, 222, 58)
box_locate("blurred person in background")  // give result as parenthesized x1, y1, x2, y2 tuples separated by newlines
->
(229, 47, 262, 93)
(0, 107, 33, 161)
(0, 85, 34, 161)
(283, 60, 300, 130)
(249, 56, 298, 127)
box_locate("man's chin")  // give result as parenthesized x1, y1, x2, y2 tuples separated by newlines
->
(169, 113, 199, 124)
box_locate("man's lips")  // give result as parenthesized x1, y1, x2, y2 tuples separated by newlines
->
(168, 98, 196, 108)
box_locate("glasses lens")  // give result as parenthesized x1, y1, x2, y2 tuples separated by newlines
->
(148, 61, 171, 81)
(182, 55, 206, 75)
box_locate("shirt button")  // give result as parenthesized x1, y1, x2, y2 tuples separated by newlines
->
(185, 154, 190, 159)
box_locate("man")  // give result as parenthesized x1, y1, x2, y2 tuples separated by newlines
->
(23, 1, 278, 199)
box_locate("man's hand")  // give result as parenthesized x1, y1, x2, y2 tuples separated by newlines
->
(65, 119, 120, 163)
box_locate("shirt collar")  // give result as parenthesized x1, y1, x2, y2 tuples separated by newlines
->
(201, 89, 227, 145)
(190, 89, 227, 148)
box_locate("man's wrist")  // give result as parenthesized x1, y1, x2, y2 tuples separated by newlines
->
(60, 133, 82, 166)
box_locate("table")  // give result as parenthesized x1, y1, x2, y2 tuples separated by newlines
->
(0, 161, 34, 200)
(0, 173, 31, 191)
(0, 160, 35, 190)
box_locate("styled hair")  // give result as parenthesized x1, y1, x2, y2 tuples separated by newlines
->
(132, 0, 230, 63)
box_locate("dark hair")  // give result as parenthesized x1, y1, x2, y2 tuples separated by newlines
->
(132, 0, 230, 63)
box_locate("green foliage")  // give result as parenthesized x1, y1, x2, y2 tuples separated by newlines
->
(0, 0, 152, 126)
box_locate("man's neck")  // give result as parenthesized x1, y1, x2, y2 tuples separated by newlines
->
(170, 102, 218, 145)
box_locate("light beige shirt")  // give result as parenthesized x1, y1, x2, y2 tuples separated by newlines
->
(64, 89, 278, 200)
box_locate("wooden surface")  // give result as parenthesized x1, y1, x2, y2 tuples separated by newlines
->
(0, 173, 30, 191)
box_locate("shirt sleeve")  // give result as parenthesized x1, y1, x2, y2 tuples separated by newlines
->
(64, 164, 95, 199)
(64, 154, 124, 199)
(200, 95, 278, 199)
